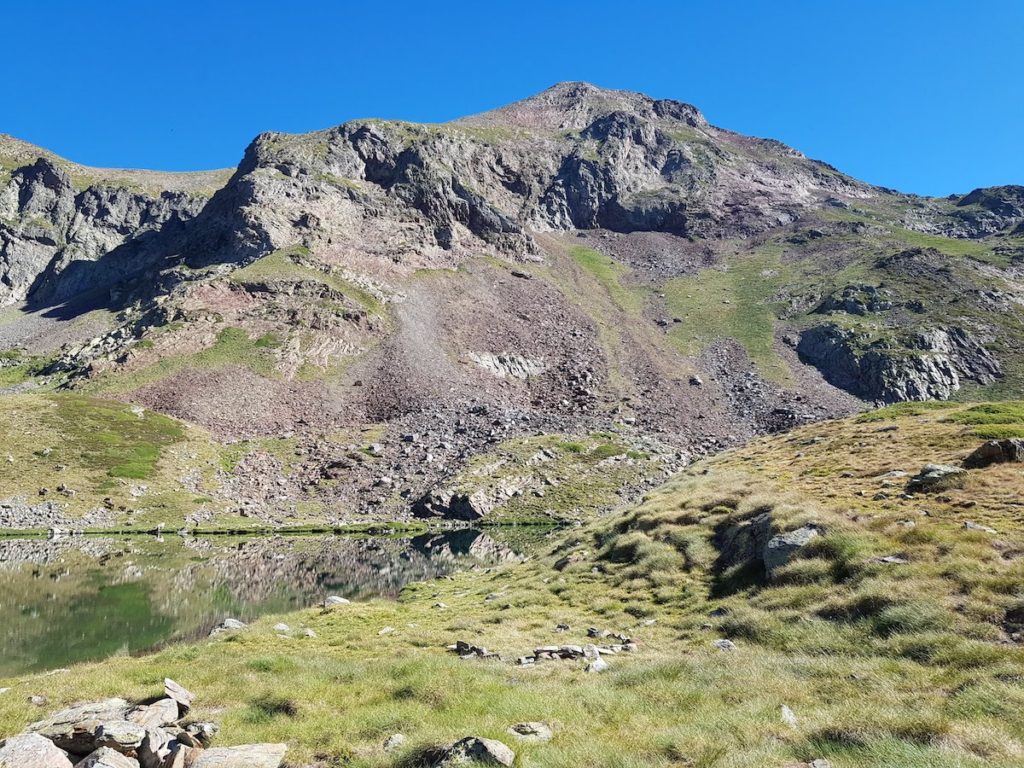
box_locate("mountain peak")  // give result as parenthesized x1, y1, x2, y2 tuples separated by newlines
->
(456, 81, 706, 131)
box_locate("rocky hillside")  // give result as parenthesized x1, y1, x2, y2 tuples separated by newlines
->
(1, 83, 1023, 527)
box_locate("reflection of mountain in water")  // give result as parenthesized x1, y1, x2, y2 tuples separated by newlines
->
(170, 530, 523, 605)
(0, 529, 542, 675)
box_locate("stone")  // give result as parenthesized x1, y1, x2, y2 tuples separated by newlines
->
(378, 626, 395, 635)
(712, 639, 736, 651)
(137, 730, 175, 768)
(963, 438, 1024, 469)
(27, 699, 130, 756)
(382, 734, 407, 752)
(0, 733, 74, 768)
(907, 464, 966, 491)
(73, 747, 140, 768)
(781, 705, 798, 726)
(190, 744, 287, 768)
(163, 679, 194, 714)
(323, 596, 350, 607)
(273, 623, 290, 633)
(764, 525, 820, 574)
(964, 520, 997, 534)
(209, 619, 246, 636)
(302, 628, 317, 638)
(127, 700, 179, 730)
(585, 658, 609, 673)
(183, 723, 219, 747)
(93, 721, 146, 753)
(437, 737, 515, 767)
(507, 722, 553, 742)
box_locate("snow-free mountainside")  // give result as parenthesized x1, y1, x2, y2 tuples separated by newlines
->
(1, 84, 1023, 768)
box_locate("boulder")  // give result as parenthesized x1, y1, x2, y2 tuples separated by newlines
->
(764, 525, 820, 574)
(163, 680, 193, 715)
(323, 596, 350, 607)
(963, 438, 1024, 469)
(27, 699, 130, 756)
(0, 733, 74, 768)
(382, 734, 407, 752)
(436, 737, 515, 767)
(73, 747, 139, 768)
(190, 744, 287, 768)
(907, 464, 966, 491)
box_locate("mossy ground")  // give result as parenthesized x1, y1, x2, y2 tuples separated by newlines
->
(2, 405, 1021, 766)
(0, 394, 225, 526)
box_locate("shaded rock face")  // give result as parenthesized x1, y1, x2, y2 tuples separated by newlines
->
(411, 488, 493, 521)
(715, 513, 819, 577)
(963, 439, 1024, 469)
(946, 185, 1024, 237)
(0, 158, 206, 306)
(797, 324, 1000, 403)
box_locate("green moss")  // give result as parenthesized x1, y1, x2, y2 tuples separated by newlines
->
(663, 248, 792, 382)
(569, 246, 646, 314)
(41, 394, 185, 480)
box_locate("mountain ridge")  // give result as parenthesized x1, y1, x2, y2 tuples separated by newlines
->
(1, 82, 1023, 527)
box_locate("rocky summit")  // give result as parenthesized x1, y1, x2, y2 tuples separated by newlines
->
(1, 82, 1023, 531)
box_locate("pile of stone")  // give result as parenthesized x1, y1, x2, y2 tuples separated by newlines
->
(0, 679, 286, 768)
(517, 639, 636, 666)
(447, 640, 498, 659)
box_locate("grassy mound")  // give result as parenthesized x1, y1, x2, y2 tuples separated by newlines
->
(1, 405, 1021, 766)
(0, 393, 222, 527)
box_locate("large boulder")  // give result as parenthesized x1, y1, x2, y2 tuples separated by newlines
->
(907, 464, 966, 491)
(797, 323, 1000, 403)
(0, 733, 74, 768)
(963, 439, 1024, 469)
(435, 737, 515, 767)
(27, 700, 130, 756)
(764, 525, 821, 574)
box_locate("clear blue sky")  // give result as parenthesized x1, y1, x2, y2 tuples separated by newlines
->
(3, 1, 1021, 196)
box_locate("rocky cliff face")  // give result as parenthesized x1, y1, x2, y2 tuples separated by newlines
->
(0, 138, 229, 307)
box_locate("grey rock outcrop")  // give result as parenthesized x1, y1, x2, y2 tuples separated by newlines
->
(907, 464, 966, 491)
(0, 157, 210, 307)
(433, 737, 515, 767)
(963, 438, 1024, 469)
(764, 525, 821, 574)
(797, 324, 1000, 402)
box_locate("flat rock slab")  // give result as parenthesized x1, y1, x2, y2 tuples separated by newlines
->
(73, 747, 140, 768)
(163, 680, 193, 713)
(191, 744, 287, 768)
(0, 733, 74, 768)
(126, 699, 178, 730)
(28, 699, 130, 755)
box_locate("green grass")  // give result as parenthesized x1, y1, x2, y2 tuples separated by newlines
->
(39, 394, 184, 480)
(943, 402, 1024, 438)
(231, 246, 382, 314)
(857, 401, 959, 422)
(91, 326, 282, 394)
(663, 249, 792, 382)
(568, 246, 646, 314)
(3, 414, 1022, 766)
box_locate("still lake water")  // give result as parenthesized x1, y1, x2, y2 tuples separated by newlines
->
(0, 529, 542, 677)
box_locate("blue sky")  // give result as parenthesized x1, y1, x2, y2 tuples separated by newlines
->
(3, 1, 1021, 196)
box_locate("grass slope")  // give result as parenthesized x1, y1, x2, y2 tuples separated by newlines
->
(1, 405, 1021, 766)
